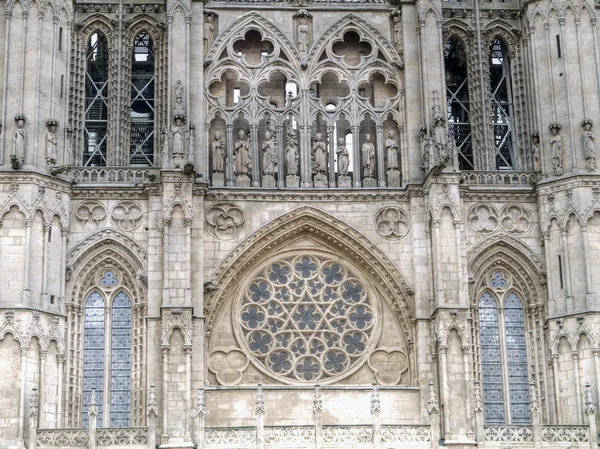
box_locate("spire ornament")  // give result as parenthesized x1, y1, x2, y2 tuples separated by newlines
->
(148, 383, 158, 416)
(474, 380, 483, 412)
(585, 383, 596, 415)
(427, 381, 439, 414)
(255, 383, 265, 415)
(529, 382, 539, 414)
(197, 387, 206, 417)
(371, 381, 381, 414)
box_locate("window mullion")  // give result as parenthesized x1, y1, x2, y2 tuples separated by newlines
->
(103, 304, 112, 428)
(497, 304, 512, 424)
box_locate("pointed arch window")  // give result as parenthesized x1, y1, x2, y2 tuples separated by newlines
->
(82, 271, 132, 427)
(130, 32, 155, 166)
(84, 32, 109, 167)
(444, 37, 473, 170)
(489, 39, 517, 171)
(478, 275, 530, 424)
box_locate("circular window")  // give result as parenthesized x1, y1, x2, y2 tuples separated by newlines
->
(235, 254, 380, 384)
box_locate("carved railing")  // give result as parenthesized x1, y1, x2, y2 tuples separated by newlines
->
(205, 427, 256, 447)
(460, 171, 537, 187)
(380, 425, 431, 442)
(36, 428, 89, 448)
(71, 167, 159, 184)
(484, 425, 534, 442)
(96, 427, 149, 446)
(265, 426, 315, 444)
(322, 425, 373, 443)
(540, 425, 589, 443)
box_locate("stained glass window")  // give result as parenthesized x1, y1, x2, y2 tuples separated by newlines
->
(504, 293, 530, 424)
(110, 292, 132, 427)
(479, 292, 505, 423)
(83, 292, 105, 427)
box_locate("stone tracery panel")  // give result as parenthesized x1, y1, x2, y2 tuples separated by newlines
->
(233, 255, 381, 384)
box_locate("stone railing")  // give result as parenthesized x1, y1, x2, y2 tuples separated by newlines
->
(540, 425, 589, 443)
(460, 171, 538, 187)
(484, 425, 534, 442)
(71, 167, 159, 184)
(483, 424, 590, 446)
(36, 428, 89, 448)
(380, 425, 431, 443)
(205, 427, 256, 447)
(96, 427, 149, 446)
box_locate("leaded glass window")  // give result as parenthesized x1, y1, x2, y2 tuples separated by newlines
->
(130, 32, 155, 166)
(489, 39, 517, 170)
(110, 292, 132, 427)
(83, 292, 105, 427)
(84, 32, 109, 167)
(445, 38, 473, 170)
(479, 292, 504, 423)
(504, 293, 530, 424)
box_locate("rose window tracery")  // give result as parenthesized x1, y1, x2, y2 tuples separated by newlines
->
(235, 255, 379, 383)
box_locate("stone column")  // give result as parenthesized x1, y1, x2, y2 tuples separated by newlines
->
(0, 10, 11, 161)
(161, 346, 170, 444)
(473, 381, 484, 447)
(530, 382, 542, 448)
(255, 383, 265, 449)
(29, 386, 38, 449)
(59, 228, 68, 312)
(551, 354, 563, 424)
(438, 346, 450, 439)
(432, 219, 444, 302)
(560, 228, 573, 310)
(88, 389, 98, 449)
(251, 125, 260, 187)
(371, 382, 381, 449)
(225, 124, 234, 186)
(23, 219, 33, 305)
(313, 385, 323, 449)
(352, 125, 360, 188)
(195, 388, 205, 449)
(56, 354, 64, 428)
(147, 383, 157, 449)
(18, 347, 28, 442)
(376, 125, 385, 187)
(542, 232, 555, 315)
(427, 382, 440, 449)
(592, 350, 600, 414)
(276, 125, 284, 188)
(185, 346, 192, 441)
(327, 125, 335, 187)
(39, 350, 47, 427)
(572, 351, 583, 424)
(184, 218, 192, 303)
(585, 383, 598, 449)
(41, 223, 50, 307)
(461, 346, 472, 436)
(162, 218, 170, 304)
(580, 224, 593, 307)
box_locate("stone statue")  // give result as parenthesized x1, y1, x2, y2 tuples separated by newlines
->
(171, 117, 185, 165)
(204, 14, 214, 54)
(65, 128, 73, 165)
(550, 124, 563, 176)
(386, 131, 399, 171)
(234, 129, 252, 176)
(161, 128, 170, 168)
(393, 15, 402, 52)
(434, 117, 447, 161)
(262, 130, 277, 176)
(362, 134, 375, 178)
(531, 133, 541, 172)
(298, 18, 309, 54)
(582, 120, 595, 172)
(212, 131, 224, 173)
(45, 122, 58, 165)
(285, 133, 299, 176)
(336, 137, 349, 176)
(188, 124, 195, 162)
(13, 117, 25, 164)
(313, 133, 327, 174)
(174, 80, 184, 118)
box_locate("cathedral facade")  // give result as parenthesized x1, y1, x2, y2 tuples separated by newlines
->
(0, 0, 599, 448)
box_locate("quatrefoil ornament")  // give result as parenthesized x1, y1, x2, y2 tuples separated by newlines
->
(375, 207, 409, 239)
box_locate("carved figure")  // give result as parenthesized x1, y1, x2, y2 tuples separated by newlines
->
(313, 133, 327, 174)
(234, 129, 252, 176)
(286, 133, 299, 176)
(261, 130, 277, 176)
(65, 128, 73, 165)
(531, 133, 541, 172)
(298, 18, 309, 54)
(582, 121, 595, 172)
(171, 117, 185, 160)
(174, 80, 184, 117)
(188, 124, 195, 162)
(549, 124, 563, 176)
(336, 137, 349, 176)
(204, 15, 214, 54)
(362, 134, 375, 178)
(46, 123, 58, 165)
(161, 128, 170, 168)
(393, 15, 402, 51)
(386, 131, 399, 171)
(212, 131, 225, 173)
(434, 117, 447, 160)
(13, 117, 25, 164)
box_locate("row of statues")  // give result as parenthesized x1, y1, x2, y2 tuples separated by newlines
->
(212, 129, 401, 180)
(11, 116, 61, 169)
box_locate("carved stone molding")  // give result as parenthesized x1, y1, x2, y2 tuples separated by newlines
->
(467, 203, 532, 235)
(207, 348, 249, 385)
(74, 201, 107, 230)
(110, 200, 143, 231)
(374, 206, 409, 239)
(205, 202, 245, 240)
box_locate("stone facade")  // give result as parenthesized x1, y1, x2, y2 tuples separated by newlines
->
(0, 0, 599, 448)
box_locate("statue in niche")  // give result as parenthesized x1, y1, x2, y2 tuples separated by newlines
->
(161, 128, 170, 168)
(286, 133, 299, 176)
(582, 120, 596, 172)
(313, 132, 327, 174)
(234, 129, 252, 176)
(171, 117, 185, 166)
(362, 134, 375, 178)
(204, 14, 215, 54)
(45, 121, 58, 165)
(336, 137, 349, 176)
(393, 15, 402, 53)
(298, 17, 309, 54)
(188, 124, 195, 162)
(212, 131, 224, 173)
(262, 130, 277, 176)
(65, 128, 73, 165)
(12, 116, 25, 167)
(174, 80, 184, 118)
(386, 131, 399, 171)
(549, 123, 563, 176)
(434, 117, 448, 163)
(531, 133, 541, 172)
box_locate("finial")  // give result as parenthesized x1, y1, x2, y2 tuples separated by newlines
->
(371, 381, 381, 414)
(255, 383, 265, 414)
(427, 381, 439, 414)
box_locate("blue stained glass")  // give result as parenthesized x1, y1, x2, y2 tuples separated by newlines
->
(110, 292, 131, 427)
(100, 271, 118, 288)
(504, 293, 530, 424)
(479, 292, 505, 424)
(83, 292, 105, 427)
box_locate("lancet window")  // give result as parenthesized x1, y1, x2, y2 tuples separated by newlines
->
(475, 272, 531, 424)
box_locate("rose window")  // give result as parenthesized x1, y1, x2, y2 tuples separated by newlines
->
(235, 255, 379, 383)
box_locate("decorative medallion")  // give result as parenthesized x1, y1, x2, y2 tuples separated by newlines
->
(74, 201, 107, 231)
(234, 254, 380, 384)
(205, 202, 245, 240)
(375, 206, 409, 239)
(110, 201, 143, 231)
